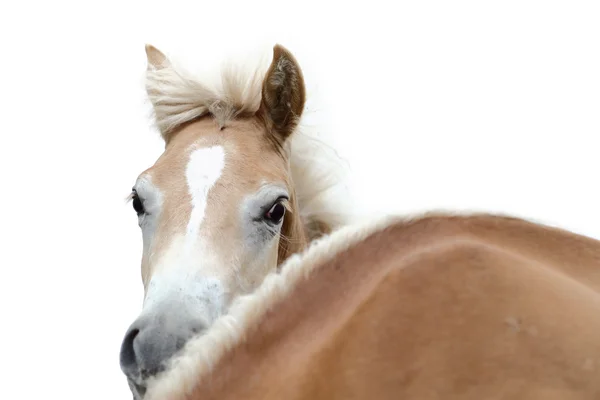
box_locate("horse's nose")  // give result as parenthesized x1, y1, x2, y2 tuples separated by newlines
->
(119, 316, 206, 380)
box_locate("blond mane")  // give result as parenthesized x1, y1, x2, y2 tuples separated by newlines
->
(145, 45, 354, 241)
(145, 48, 265, 136)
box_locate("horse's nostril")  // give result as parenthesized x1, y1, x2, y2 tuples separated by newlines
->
(120, 328, 140, 371)
(119, 317, 207, 383)
(190, 320, 207, 336)
(141, 365, 164, 380)
(191, 326, 201, 335)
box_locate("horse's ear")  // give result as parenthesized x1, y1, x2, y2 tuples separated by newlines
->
(145, 44, 171, 71)
(260, 44, 306, 141)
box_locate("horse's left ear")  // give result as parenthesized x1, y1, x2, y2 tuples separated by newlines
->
(260, 44, 306, 141)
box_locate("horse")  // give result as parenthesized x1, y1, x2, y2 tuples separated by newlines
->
(119, 44, 351, 398)
(143, 213, 600, 400)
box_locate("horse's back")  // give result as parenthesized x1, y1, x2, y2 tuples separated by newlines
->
(303, 216, 600, 398)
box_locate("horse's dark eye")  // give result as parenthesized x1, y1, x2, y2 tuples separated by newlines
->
(265, 202, 285, 224)
(132, 193, 145, 215)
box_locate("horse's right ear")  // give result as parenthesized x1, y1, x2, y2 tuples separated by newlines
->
(145, 44, 171, 71)
(260, 44, 306, 143)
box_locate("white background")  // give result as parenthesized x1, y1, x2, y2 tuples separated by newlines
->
(0, 1, 598, 399)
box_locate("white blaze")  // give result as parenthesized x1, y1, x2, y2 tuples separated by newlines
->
(141, 145, 227, 322)
(185, 145, 226, 249)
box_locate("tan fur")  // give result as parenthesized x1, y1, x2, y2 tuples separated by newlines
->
(146, 213, 600, 400)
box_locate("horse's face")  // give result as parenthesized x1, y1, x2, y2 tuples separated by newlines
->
(120, 45, 307, 398)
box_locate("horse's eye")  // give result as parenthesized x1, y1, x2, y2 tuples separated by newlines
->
(132, 192, 145, 215)
(265, 201, 286, 224)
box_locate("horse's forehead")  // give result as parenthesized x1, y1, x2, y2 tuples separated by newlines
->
(137, 120, 290, 241)
(147, 121, 286, 192)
